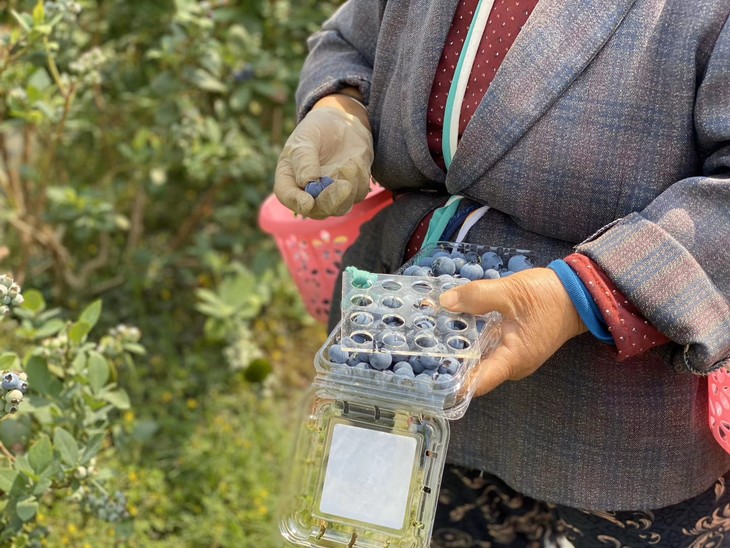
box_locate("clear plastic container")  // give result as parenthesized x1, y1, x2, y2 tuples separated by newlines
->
(280, 242, 541, 547)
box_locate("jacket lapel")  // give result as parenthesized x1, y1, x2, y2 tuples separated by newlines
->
(445, 0, 639, 194)
(401, 1, 458, 185)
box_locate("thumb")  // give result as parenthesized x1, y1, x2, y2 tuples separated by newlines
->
(439, 279, 517, 318)
(273, 157, 314, 215)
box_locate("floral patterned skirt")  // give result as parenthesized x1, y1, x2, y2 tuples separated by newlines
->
(431, 465, 730, 547)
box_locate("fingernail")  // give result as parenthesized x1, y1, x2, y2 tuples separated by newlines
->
(440, 291, 458, 307)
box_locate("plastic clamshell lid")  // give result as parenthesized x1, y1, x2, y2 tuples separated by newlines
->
(340, 271, 484, 361)
(280, 386, 449, 547)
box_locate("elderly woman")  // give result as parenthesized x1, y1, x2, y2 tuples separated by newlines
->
(274, 0, 730, 545)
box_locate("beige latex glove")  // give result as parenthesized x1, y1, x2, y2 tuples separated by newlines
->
(274, 105, 373, 219)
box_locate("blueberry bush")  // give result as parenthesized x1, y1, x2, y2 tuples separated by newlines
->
(0, 0, 339, 545)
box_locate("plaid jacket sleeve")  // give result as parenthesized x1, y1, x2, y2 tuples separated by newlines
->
(295, 0, 384, 121)
(576, 16, 730, 375)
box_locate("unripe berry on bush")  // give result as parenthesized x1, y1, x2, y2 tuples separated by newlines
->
(4, 390, 23, 404)
(4, 402, 18, 414)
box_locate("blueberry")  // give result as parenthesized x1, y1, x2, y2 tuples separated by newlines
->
(304, 181, 324, 198)
(415, 373, 434, 384)
(4, 389, 23, 404)
(434, 373, 455, 388)
(452, 257, 467, 272)
(369, 351, 392, 371)
(1, 372, 21, 391)
(403, 265, 422, 276)
(483, 268, 500, 280)
(500, 270, 515, 277)
(233, 64, 255, 83)
(417, 256, 435, 268)
(420, 368, 439, 378)
(409, 356, 425, 374)
(354, 352, 370, 364)
(507, 254, 534, 272)
(394, 367, 416, 379)
(382, 297, 401, 309)
(351, 312, 371, 326)
(432, 257, 456, 276)
(413, 317, 435, 330)
(431, 251, 451, 259)
(465, 251, 480, 263)
(438, 357, 461, 376)
(328, 344, 349, 364)
(420, 355, 440, 370)
(346, 355, 361, 367)
(351, 333, 370, 344)
(459, 262, 484, 280)
(320, 176, 335, 188)
(450, 251, 466, 260)
(481, 252, 503, 270)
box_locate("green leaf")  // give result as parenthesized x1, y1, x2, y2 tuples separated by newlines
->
(13, 454, 35, 478)
(122, 342, 146, 355)
(11, 9, 31, 32)
(21, 290, 45, 313)
(25, 356, 62, 397)
(32, 1, 45, 25)
(53, 427, 79, 466)
(0, 353, 19, 370)
(71, 352, 87, 374)
(32, 477, 52, 497)
(16, 497, 38, 521)
(79, 300, 102, 329)
(100, 389, 130, 409)
(33, 318, 65, 339)
(0, 469, 18, 492)
(189, 68, 228, 93)
(80, 433, 105, 464)
(68, 321, 91, 345)
(87, 351, 109, 394)
(28, 436, 52, 474)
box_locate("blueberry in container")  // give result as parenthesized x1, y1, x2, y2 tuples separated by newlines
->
(280, 242, 541, 547)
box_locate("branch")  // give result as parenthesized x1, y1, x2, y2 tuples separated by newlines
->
(169, 178, 232, 251)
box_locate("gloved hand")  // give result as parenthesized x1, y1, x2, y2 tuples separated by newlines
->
(274, 106, 374, 219)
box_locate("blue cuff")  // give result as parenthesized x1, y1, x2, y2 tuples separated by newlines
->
(547, 259, 615, 345)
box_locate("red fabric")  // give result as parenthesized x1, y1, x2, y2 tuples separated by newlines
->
(408, 0, 539, 257)
(427, 0, 540, 170)
(565, 253, 671, 360)
(404, 210, 436, 261)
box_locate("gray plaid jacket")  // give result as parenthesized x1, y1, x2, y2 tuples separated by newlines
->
(295, 0, 730, 510)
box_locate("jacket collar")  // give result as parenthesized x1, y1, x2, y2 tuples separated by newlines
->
(401, 0, 639, 192)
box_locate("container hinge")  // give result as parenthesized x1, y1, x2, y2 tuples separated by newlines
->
(340, 400, 395, 425)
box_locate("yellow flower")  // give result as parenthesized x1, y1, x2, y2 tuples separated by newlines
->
(124, 411, 135, 423)
(162, 391, 173, 403)
(128, 470, 138, 482)
(66, 524, 78, 535)
(187, 398, 198, 410)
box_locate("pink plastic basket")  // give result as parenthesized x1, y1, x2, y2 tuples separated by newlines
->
(709, 368, 730, 454)
(259, 184, 393, 322)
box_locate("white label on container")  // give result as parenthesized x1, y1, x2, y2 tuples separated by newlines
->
(319, 423, 417, 530)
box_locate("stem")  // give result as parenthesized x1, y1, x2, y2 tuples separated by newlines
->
(43, 37, 67, 96)
(169, 178, 232, 251)
(0, 441, 16, 462)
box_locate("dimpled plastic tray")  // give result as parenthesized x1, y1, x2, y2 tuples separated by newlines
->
(340, 270, 482, 361)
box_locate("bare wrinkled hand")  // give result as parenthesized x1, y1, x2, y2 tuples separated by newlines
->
(439, 268, 587, 397)
(274, 107, 373, 219)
